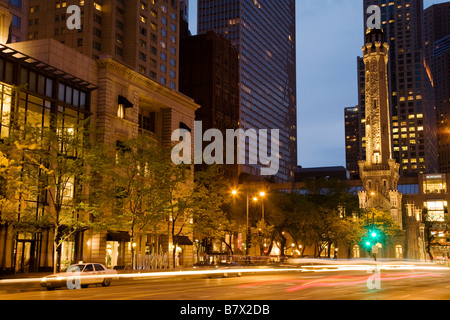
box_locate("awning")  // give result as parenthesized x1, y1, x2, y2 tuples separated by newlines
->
(107, 231, 131, 242)
(180, 122, 192, 132)
(174, 236, 194, 246)
(118, 95, 134, 109)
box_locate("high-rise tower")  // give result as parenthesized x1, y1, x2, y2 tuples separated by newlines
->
(27, 0, 180, 90)
(424, 3, 450, 172)
(197, 0, 297, 183)
(358, 28, 403, 228)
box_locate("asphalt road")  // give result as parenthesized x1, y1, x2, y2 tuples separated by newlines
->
(1, 269, 450, 301)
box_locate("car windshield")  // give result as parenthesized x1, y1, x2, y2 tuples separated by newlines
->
(66, 265, 84, 272)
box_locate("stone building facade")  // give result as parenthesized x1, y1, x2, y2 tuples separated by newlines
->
(0, 35, 198, 274)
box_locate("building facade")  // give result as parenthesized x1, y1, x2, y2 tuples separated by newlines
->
(197, 0, 297, 183)
(0, 29, 198, 273)
(180, 31, 240, 182)
(27, 0, 181, 91)
(424, 3, 450, 173)
(345, 106, 365, 180)
(0, 42, 96, 274)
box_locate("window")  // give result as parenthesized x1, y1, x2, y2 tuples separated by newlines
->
(83, 264, 94, 272)
(117, 104, 125, 119)
(9, 0, 22, 8)
(423, 174, 447, 194)
(395, 245, 403, 259)
(94, 264, 105, 271)
(425, 201, 446, 222)
(11, 15, 21, 28)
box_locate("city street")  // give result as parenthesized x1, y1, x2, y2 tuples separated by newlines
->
(1, 267, 450, 301)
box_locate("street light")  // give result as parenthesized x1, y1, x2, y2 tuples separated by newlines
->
(232, 189, 267, 257)
(232, 189, 251, 256)
(259, 192, 266, 221)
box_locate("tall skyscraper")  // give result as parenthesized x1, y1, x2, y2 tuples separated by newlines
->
(348, 0, 438, 178)
(27, 0, 181, 90)
(345, 106, 364, 180)
(197, 0, 297, 183)
(424, 3, 450, 172)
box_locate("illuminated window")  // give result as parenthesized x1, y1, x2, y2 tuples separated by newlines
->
(423, 174, 447, 194)
(94, 2, 102, 11)
(117, 104, 124, 119)
(424, 200, 446, 222)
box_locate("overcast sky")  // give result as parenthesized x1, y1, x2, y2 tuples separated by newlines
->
(187, 0, 449, 169)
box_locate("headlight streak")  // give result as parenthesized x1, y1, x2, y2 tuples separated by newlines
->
(1, 268, 303, 286)
(237, 272, 443, 293)
(1, 263, 448, 287)
(285, 273, 442, 293)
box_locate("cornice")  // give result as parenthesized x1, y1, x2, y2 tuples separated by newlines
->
(96, 58, 200, 112)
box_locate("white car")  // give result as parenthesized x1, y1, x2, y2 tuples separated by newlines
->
(41, 263, 118, 290)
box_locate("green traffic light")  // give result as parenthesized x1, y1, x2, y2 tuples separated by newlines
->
(371, 232, 377, 238)
(366, 241, 371, 247)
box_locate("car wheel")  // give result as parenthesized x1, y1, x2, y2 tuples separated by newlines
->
(81, 284, 89, 289)
(237, 272, 242, 277)
(102, 279, 111, 287)
(223, 273, 229, 278)
(46, 286, 55, 291)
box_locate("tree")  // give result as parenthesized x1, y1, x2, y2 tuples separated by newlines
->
(192, 166, 236, 256)
(163, 164, 234, 268)
(264, 183, 364, 259)
(0, 118, 112, 272)
(360, 208, 403, 255)
(103, 136, 172, 269)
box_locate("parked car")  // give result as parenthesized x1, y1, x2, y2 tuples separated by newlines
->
(41, 263, 118, 290)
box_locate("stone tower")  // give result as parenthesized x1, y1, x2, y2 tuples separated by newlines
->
(358, 28, 403, 228)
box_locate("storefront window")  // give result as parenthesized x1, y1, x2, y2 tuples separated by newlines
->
(106, 241, 119, 268)
(425, 200, 446, 222)
(423, 174, 447, 194)
(60, 240, 75, 270)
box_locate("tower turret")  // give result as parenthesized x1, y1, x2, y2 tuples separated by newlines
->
(362, 28, 391, 167)
(359, 28, 403, 228)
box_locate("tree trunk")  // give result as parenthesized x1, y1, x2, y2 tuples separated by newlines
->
(53, 226, 59, 274)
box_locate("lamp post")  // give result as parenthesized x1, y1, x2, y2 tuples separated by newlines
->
(260, 192, 266, 222)
(232, 190, 250, 256)
(232, 189, 266, 257)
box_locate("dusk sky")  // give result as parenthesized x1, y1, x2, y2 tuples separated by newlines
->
(187, 0, 448, 169)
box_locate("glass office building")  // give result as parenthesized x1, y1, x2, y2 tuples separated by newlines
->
(197, 0, 297, 183)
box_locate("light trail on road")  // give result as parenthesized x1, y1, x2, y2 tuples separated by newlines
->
(1, 262, 448, 288)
